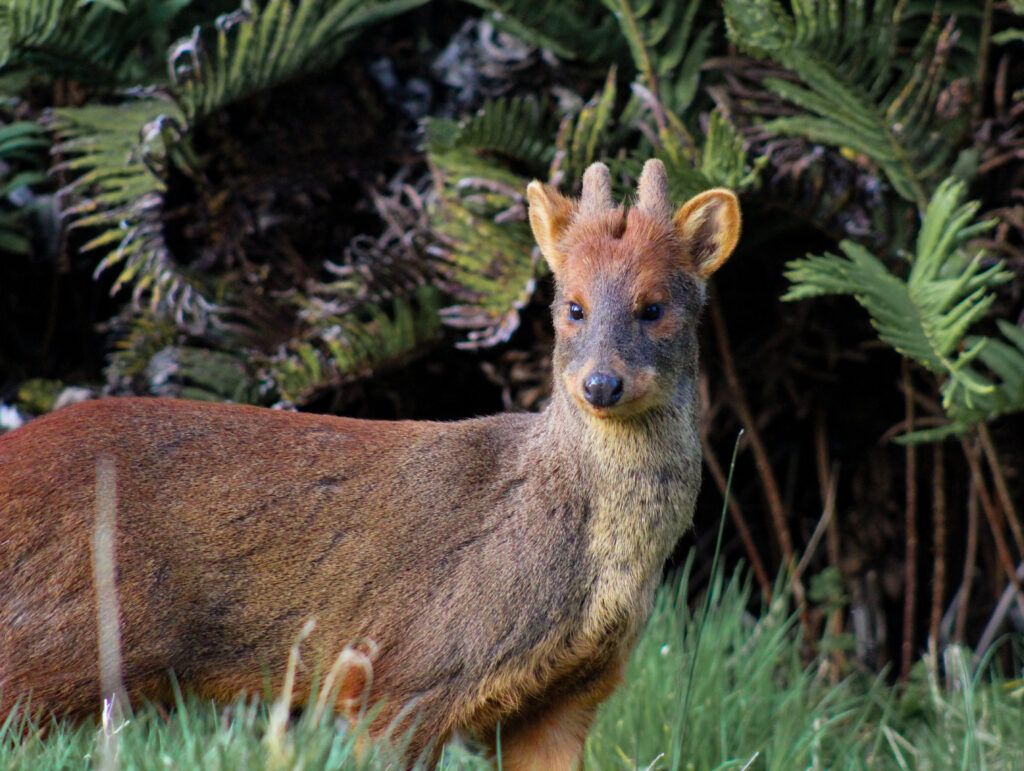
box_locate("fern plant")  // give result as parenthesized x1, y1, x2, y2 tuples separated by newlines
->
(0, 0, 194, 84)
(602, 0, 715, 123)
(0, 119, 47, 255)
(20, 0, 438, 405)
(427, 0, 762, 346)
(173, 0, 427, 120)
(50, 99, 212, 320)
(723, 0, 977, 209)
(784, 178, 1023, 440)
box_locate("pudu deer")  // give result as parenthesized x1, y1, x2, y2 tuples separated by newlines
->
(0, 159, 739, 769)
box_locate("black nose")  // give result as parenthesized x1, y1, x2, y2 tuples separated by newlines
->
(583, 373, 623, 407)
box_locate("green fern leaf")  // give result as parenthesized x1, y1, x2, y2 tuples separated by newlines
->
(725, 0, 974, 207)
(427, 96, 559, 346)
(51, 98, 215, 321)
(432, 184, 537, 348)
(173, 0, 427, 120)
(0, 0, 192, 83)
(602, 0, 713, 121)
(784, 178, 1024, 437)
(426, 96, 556, 172)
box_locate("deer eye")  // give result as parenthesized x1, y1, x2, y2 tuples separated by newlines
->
(639, 303, 663, 322)
(568, 302, 585, 321)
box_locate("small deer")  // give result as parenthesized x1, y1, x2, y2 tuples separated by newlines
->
(0, 159, 739, 769)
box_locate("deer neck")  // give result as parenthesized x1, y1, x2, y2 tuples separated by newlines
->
(540, 369, 703, 641)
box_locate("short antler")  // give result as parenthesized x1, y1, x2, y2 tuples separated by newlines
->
(636, 159, 671, 222)
(579, 162, 615, 217)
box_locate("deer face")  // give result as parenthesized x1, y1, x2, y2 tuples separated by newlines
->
(528, 160, 741, 420)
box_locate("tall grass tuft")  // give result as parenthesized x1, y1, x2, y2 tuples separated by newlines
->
(2, 563, 1022, 769)
(586, 561, 876, 770)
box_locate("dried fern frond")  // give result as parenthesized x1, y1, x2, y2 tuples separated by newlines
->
(426, 96, 556, 347)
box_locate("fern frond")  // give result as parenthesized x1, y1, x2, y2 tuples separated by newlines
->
(426, 96, 556, 173)
(614, 109, 761, 202)
(268, 286, 443, 405)
(725, 0, 974, 207)
(434, 201, 537, 349)
(784, 177, 1023, 438)
(51, 98, 215, 322)
(0, 0, 191, 83)
(942, 320, 1024, 431)
(699, 109, 764, 190)
(0, 119, 48, 254)
(173, 0, 427, 120)
(0, 0, 78, 69)
(427, 96, 558, 346)
(602, 0, 713, 119)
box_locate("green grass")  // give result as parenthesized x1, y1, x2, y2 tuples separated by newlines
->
(3, 562, 1023, 770)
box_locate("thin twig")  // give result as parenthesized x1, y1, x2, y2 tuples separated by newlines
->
(975, 560, 1024, 667)
(977, 422, 1024, 560)
(701, 435, 774, 599)
(960, 434, 1024, 621)
(792, 472, 837, 585)
(900, 360, 918, 682)
(974, 0, 995, 124)
(928, 442, 946, 647)
(954, 482, 980, 643)
(709, 294, 805, 613)
(815, 410, 845, 679)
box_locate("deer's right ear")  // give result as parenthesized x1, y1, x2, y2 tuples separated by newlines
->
(527, 181, 575, 274)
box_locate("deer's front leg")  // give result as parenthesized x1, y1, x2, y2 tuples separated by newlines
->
(494, 658, 625, 771)
(496, 699, 594, 771)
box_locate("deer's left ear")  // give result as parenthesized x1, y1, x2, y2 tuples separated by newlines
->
(672, 189, 741, 279)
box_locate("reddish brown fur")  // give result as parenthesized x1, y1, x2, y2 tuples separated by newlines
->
(0, 160, 739, 768)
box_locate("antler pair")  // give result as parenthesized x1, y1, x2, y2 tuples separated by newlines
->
(579, 159, 671, 222)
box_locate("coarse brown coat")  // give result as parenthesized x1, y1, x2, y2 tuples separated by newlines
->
(0, 159, 740, 769)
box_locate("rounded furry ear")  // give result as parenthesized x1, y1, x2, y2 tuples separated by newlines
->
(672, 188, 741, 279)
(527, 181, 576, 274)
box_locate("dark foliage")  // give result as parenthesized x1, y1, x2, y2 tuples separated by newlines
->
(1, 0, 1023, 679)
